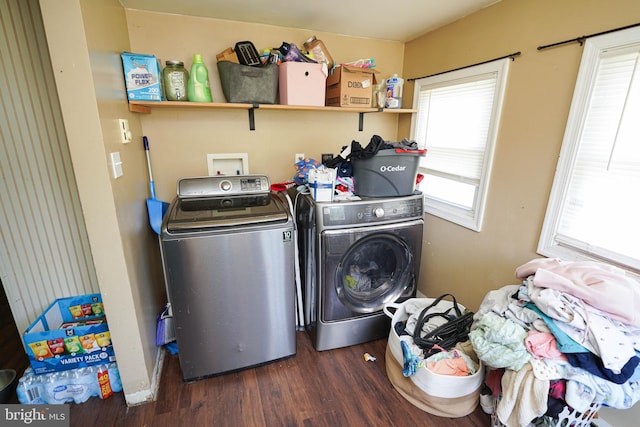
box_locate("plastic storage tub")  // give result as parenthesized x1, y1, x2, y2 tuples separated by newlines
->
(352, 149, 425, 197)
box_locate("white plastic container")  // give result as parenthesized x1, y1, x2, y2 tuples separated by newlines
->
(308, 166, 336, 202)
(385, 74, 404, 109)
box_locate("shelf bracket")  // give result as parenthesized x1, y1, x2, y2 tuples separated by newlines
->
(248, 104, 260, 131)
(358, 108, 384, 131)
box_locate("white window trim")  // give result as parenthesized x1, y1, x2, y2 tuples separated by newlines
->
(538, 26, 640, 274)
(410, 59, 509, 232)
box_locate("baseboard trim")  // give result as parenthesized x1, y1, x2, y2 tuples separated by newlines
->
(124, 346, 166, 406)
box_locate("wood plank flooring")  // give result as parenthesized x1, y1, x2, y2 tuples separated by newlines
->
(69, 332, 490, 427)
(1, 284, 490, 426)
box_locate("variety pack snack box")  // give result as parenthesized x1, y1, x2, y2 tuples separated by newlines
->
(23, 294, 116, 375)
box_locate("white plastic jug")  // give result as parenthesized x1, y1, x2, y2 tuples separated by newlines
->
(385, 74, 404, 109)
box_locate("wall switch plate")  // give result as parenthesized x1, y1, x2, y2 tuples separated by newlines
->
(207, 153, 249, 176)
(110, 152, 123, 178)
(295, 153, 305, 163)
(118, 119, 132, 144)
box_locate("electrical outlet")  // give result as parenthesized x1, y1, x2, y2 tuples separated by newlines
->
(118, 119, 132, 144)
(322, 153, 334, 163)
(295, 153, 305, 163)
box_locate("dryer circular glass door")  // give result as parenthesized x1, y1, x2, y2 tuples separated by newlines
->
(334, 232, 413, 314)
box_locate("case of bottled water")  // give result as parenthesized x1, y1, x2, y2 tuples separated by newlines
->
(16, 362, 121, 405)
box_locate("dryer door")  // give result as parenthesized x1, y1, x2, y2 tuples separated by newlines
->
(320, 219, 423, 321)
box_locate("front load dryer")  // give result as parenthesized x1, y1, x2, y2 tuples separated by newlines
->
(295, 193, 423, 351)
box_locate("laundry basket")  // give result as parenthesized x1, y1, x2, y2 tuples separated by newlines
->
(384, 298, 484, 417)
(490, 401, 602, 427)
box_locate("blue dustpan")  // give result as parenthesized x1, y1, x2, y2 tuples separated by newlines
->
(143, 136, 169, 235)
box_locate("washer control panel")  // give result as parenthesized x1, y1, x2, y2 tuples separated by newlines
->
(320, 194, 423, 227)
(177, 175, 270, 198)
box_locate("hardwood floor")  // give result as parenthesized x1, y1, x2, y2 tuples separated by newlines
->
(69, 332, 491, 427)
(0, 286, 489, 426)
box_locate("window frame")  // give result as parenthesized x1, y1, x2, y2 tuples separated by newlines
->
(410, 59, 510, 232)
(537, 26, 640, 274)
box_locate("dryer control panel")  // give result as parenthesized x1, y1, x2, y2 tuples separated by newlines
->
(319, 194, 423, 228)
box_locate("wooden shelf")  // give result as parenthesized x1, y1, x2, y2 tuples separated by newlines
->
(128, 100, 416, 131)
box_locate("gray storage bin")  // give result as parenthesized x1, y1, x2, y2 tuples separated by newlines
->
(352, 149, 424, 197)
(217, 61, 278, 104)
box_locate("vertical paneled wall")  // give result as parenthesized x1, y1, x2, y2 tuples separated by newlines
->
(0, 0, 98, 332)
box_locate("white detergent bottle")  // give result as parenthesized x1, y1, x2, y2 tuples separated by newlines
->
(385, 74, 404, 109)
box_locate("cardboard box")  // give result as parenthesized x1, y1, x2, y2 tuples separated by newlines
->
(326, 65, 378, 108)
(121, 52, 163, 101)
(216, 48, 239, 64)
(218, 61, 279, 104)
(279, 62, 327, 106)
(23, 294, 116, 375)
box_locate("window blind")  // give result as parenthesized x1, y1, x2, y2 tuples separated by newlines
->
(415, 74, 497, 181)
(557, 48, 640, 262)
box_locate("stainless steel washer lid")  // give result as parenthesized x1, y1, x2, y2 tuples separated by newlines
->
(166, 193, 288, 232)
(164, 175, 289, 232)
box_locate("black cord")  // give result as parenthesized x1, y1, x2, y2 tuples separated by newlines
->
(411, 294, 474, 355)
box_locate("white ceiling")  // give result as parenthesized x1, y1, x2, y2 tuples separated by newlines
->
(119, 0, 500, 42)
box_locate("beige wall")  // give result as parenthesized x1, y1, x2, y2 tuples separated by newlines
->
(124, 10, 406, 202)
(402, 0, 640, 311)
(39, 0, 165, 405)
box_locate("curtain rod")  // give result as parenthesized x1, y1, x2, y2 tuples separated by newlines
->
(537, 22, 640, 51)
(407, 51, 521, 82)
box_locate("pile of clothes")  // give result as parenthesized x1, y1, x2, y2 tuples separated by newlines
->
(470, 258, 640, 427)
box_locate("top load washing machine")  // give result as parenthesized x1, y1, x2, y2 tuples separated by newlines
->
(295, 192, 423, 351)
(160, 175, 296, 381)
